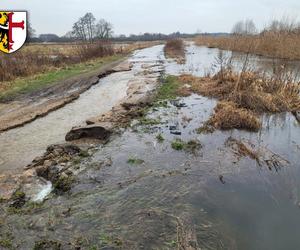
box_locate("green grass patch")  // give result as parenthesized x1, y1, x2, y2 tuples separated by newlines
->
(139, 117, 161, 126)
(99, 233, 123, 247)
(171, 139, 202, 152)
(127, 157, 145, 165)
(0, 238, 13, 249)
(156, 133, 165, 143)
(171, 139, 185, 150)
(0, 55, 124, 101)
(155, 75, 180, 101)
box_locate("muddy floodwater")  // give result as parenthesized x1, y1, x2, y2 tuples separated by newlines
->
(1, 43, 300, 249)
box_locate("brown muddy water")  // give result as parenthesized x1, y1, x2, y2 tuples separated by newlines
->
(0, 43, 300, 249)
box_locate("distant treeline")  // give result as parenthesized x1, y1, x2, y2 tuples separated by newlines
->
(29, 12, 230, 43)
(30, 32, 229, 43)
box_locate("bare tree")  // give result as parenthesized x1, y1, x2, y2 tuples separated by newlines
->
(232, 21, 244, 35)
(71, 14, 113, 41)
(82, 13, 96, 42)
(95, 19, 113, 39)
(72, 19, 87, 41)
(231, 19, 257, 35)
(244, 19, 257, 34)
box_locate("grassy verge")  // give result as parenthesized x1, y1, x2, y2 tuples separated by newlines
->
(0, 54, 124, 101)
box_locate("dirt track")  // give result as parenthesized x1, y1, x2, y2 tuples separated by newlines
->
(0, 58, 129, 133)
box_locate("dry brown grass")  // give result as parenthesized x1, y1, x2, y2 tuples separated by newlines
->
(200, 101, 261, 132)
(164, 39, 185, 64)
(194, 33, 300, 60)
(0, 42, 115, 83)
(179, 68, 300, 132)
(0, 41, 163, 84)
(178, 71, 300, 113)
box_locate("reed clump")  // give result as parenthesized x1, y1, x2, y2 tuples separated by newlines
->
(178, 70, 300, 113)
(179, 67, 300, 132)
(200, 101, 261, 132)
(164, 39, 185, 63)
(195, 19, 300, 60)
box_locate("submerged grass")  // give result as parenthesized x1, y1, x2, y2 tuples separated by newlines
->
(156, 133, 165, 143)
(127, 157, 145, 165)
(171, 139, 202, 152)
(171, 139, 185, 150)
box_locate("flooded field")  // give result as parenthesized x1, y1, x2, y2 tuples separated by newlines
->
(1, 43, 299, 173)
(0, 43, 300, 249)
(166, 42, 300, 78)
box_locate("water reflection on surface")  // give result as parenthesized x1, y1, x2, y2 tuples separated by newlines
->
(165, 43, 300, 80)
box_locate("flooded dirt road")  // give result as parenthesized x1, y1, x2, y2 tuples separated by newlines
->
(1, 43, 299, 173)
(0, 43, 300, 249)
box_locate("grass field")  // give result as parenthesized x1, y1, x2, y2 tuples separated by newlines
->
(0, 41, 161, 101)
(0, 55, 123, 101)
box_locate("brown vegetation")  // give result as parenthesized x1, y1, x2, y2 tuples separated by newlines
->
(164, 39, 185, 63)
(200, 101, 261, 132)
(0, 42, 115, 83)
(178, 67, 300, 131)
(179, 70, 300, 113)
(195, 19, 300, 60)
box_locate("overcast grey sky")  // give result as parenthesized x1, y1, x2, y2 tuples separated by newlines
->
(2, 0, 300, 36)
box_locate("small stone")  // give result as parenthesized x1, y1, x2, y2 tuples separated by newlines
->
(170, 131, 182, 135)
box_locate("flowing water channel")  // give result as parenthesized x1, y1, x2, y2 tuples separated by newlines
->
(1, 43, 300, 249)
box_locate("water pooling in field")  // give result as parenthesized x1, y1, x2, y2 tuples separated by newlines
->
(1, 43, 300, 249)
(166, 42, 300, 78)
(1, 43, 299, 173)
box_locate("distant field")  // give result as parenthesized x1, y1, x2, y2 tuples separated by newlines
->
(194, 33, 300, 60)
(0, 41, 162, 101)
(21, 41, 162, 56)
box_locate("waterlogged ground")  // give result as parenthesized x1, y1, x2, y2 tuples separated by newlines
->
(1, 43, 300, 249)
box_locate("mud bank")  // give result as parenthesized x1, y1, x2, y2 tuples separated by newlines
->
(0, 58, 130, 133)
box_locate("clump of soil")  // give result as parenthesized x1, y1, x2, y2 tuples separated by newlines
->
(164, 39, 186, 64)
